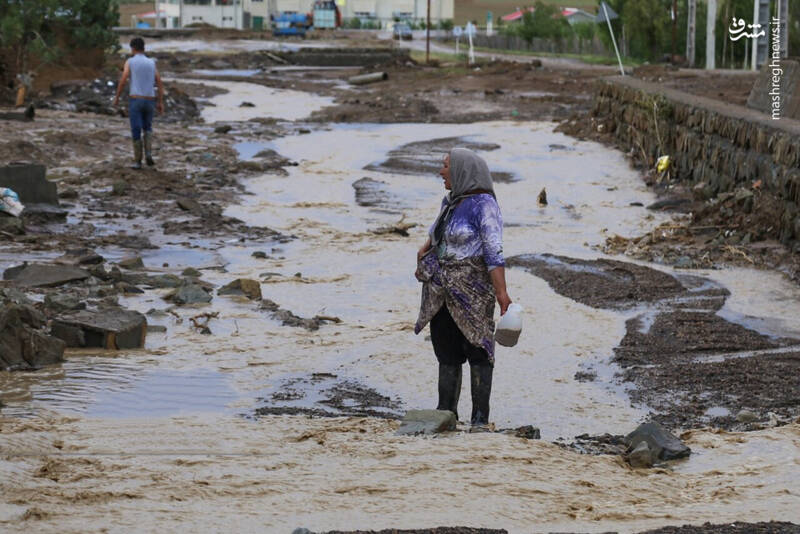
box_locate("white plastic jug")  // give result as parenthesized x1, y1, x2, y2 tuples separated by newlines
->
(495, 303, 523, 347)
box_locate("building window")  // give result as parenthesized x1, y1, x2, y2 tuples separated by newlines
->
(184, 0, 212, 5)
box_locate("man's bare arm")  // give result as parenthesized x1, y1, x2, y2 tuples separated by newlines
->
(113, 61, 130, 106)
(155, 69, 165, 114)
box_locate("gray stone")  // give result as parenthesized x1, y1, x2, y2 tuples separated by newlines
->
(395, 409, 457, 436)
(627, 441, 656, 468)
(3, 263, 90, 288)
(56, 248, 104, 266)
(165, 284, 212, 305)
(218, 278, 262, 300)
(181, 267, 202, 278)
(736, 409, 758, 423)
(50, 322, 86, 347)
(0, 215, 24, 234)
(44, 292, 86, 312)
(52, 309, 147, 350)
(0, 303, 65, 370)
(624, 421, 691, 461)
(147, 324, 167, 333)
(0, 163, 59, 205)
(292, 529, 313, 534)
(674, 255, 693, 269)
(118, 256, 144, 270)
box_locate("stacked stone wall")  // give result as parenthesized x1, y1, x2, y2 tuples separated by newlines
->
(593, 76, 800, 248)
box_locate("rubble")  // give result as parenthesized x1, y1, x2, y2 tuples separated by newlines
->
(3, 263, 90, 288)
(0, 302, 65, 370)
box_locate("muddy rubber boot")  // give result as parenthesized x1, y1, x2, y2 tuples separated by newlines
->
(436, 364, 462, 420)
(143, 132, 155, 167)
(131, 139, 143, 170)
(469, 363, 493, 427)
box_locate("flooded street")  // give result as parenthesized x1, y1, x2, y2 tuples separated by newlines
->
(2, 39, 800, 534)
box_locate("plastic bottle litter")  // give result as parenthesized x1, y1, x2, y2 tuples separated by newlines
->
(0, 188, 24, 217)
(495, 303, 523, 347)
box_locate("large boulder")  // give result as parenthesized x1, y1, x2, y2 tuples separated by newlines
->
(3, 263, 89, 288)
(52, 309, 147, 349)
(0, 303, 65, 370)
(396, 409, 457, 436)
(624, 421, 691, 462)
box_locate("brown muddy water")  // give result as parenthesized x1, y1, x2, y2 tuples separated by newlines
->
(2, 79, 800, 532)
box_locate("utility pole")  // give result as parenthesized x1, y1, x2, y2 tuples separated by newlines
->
(686, 0, 696, 67)
(671, 0, 677, 58)
(426, 0, 431, 64)
(705, 0, 716, 70)
(778, 0, 788, 58)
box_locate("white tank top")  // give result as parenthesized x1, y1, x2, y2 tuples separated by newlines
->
(128, 54, 156, 98)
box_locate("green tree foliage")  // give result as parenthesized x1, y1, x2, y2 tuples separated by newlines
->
(573, 21, 596, 53)
(0, 0, 118, 77)
(515, 2, 572, 45)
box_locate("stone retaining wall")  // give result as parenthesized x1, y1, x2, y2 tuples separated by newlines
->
(592, 76, 800, 248)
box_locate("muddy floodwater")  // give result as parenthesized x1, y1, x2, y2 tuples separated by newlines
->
(2, 76, 800, 533)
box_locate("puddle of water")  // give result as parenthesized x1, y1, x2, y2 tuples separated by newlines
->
(234, 140, 277, 160)
(0, 359, 235, 417)
(180, 78, 335, 123)
(192, 68, 261, 77)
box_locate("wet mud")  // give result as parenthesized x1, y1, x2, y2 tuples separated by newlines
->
(254, 372, 403, 420)
(365, 136, 515, 183)
(508, 253, 800, 430)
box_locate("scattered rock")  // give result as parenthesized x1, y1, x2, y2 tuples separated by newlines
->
(116, 234, 155, 249)
(627, 440, 656, 468)
(218, 278, 262, 300)
(3, 263, 90, 288)
(396, 409, 457, 436)
(239, 101, 255, 107)
(214, 124, 232, 134)
(259, 298, 339, 331)
(537, 187, 547, 206)
(181, 267, 202, 278)
(56, 248, 104, 266)
(0, 215, 24, 234)
(165, 284, 212, 305)
(44, 292, 86, 312)
(147, 324, 167, 333)
(118, 256, 144, 270)
(0, 303, 65, 370)
(251, 251, 268, 259)
(736, 409, 758, 423)
(513, 425, 541, 439)
(624, 421, 691, 462)
(52, 309, 147, 349)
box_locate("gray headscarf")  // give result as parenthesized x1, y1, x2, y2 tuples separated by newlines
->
(430, 148, 495, 248)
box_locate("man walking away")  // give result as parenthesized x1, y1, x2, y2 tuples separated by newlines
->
(113, 37, 165, 169)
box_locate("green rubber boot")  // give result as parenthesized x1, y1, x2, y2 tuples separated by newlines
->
(132, 139, 143, 170)
(143, 132, 155, 167)
(436, 364, 462, 420)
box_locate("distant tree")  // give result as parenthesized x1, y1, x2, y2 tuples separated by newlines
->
(439, 18, 453, 31)
(0, 0, 118, 79)
(573, 21, 596, 53)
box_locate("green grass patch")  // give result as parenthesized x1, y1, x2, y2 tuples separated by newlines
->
(471, 45, 642, 67)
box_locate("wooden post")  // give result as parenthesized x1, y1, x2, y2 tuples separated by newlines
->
(686, 0, 696, 67)
(426, 0, 431, 64)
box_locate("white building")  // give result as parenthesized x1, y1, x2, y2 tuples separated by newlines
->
(180, 0, 246, 29)
(242, 0, 453, 29)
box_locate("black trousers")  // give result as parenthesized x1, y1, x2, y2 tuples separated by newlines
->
(430, 305, 492, 367)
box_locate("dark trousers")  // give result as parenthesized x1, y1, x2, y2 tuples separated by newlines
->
(430, 305, 491, 367)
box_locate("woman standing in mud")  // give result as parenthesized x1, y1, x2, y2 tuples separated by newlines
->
(414, 148, 511, 428)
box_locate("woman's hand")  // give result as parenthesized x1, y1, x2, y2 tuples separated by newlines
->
(496, 290, 512, 315)
(417, 237, 432, 262)
(489, 267, 511, 315)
